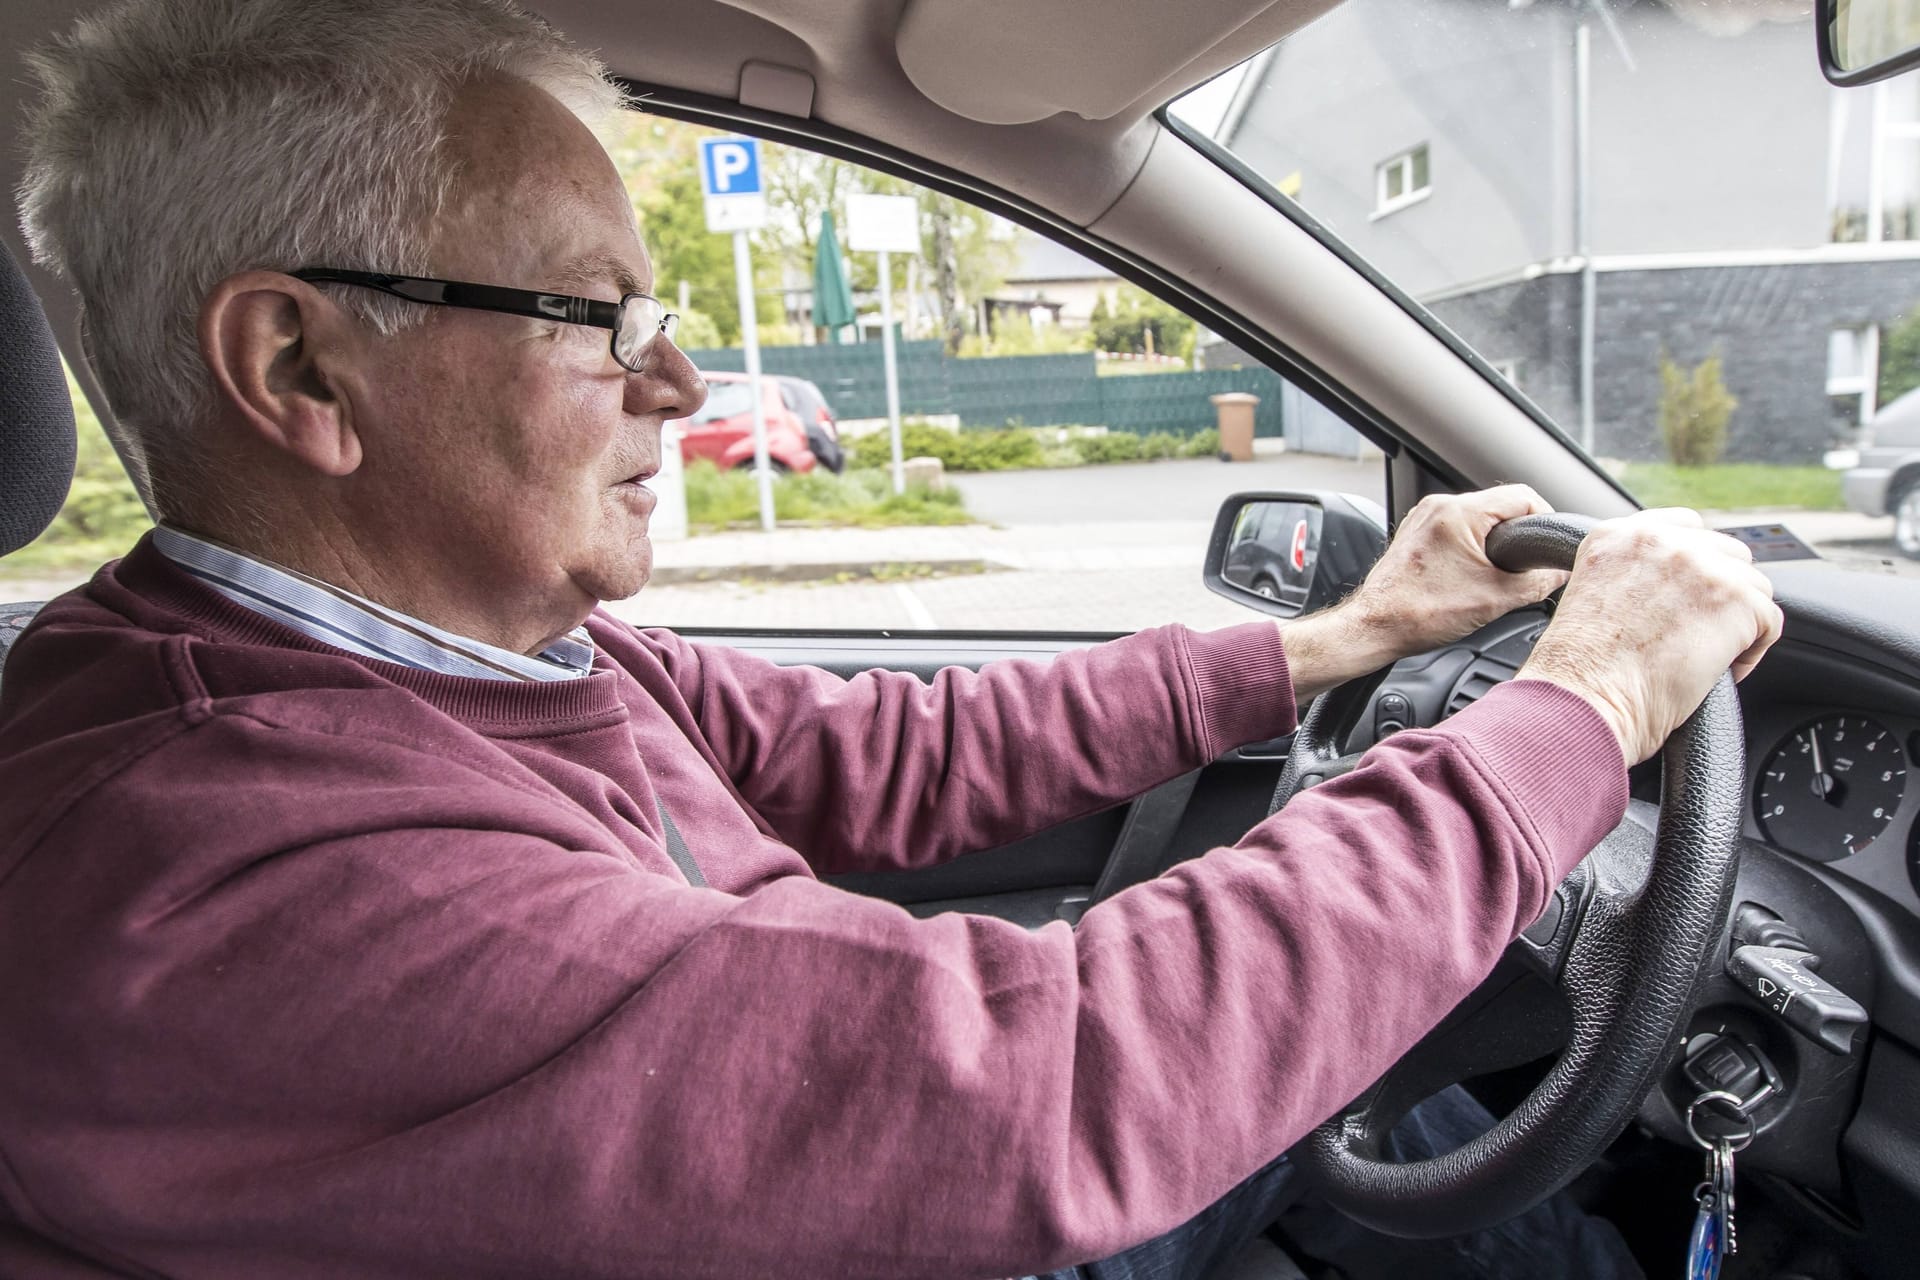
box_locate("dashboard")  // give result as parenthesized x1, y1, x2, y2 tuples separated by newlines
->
(1356, 580, 1920, 922)
(1351, 561, 1920, 1273)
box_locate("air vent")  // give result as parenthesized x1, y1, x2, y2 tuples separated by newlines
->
(1445, 659, 1519, 717)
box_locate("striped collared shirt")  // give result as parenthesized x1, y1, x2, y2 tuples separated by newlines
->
(151, 525, 595, 682)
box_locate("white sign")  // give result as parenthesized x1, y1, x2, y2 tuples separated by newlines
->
(846, 192, 920, 254)
(700, 136, 767, 233)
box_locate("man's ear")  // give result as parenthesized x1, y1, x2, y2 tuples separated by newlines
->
(198, 272, 365, 477)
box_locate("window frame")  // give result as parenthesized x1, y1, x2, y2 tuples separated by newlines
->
(1828, 324, 1881, 423)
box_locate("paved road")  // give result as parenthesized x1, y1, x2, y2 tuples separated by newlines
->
(948, 455, 1386, 527)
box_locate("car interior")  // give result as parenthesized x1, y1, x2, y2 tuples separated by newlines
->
(6, 0, 1920, 1276)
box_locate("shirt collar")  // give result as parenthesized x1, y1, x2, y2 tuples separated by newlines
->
(150, 525, 595, 682)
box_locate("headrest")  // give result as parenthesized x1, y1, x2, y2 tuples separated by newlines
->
(0, 245, 77, 556)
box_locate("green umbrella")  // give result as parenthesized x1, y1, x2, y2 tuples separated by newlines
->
(811, 210, 857, 340)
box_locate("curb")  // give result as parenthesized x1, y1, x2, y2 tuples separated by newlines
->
(648, 558, 998, 585)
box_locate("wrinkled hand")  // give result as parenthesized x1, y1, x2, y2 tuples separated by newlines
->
(1345, 486, 1571, 657)
(1518, 509, 1784, 765)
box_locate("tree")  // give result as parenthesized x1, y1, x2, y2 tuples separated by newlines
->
(601, 110, 1014, 350)
(1090, 284, 1196, 362)
(1879, 305, 1920, 409)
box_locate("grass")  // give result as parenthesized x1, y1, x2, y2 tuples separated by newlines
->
(683, 460, 973, 531)
(1616, 463, 1845, 512)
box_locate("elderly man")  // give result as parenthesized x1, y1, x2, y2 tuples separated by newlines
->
(0, 0, 1780, 1277)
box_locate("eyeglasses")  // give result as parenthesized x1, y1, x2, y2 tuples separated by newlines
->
(290, 268, 678, 373)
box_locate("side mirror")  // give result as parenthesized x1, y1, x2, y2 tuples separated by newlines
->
(1204, 491, 1388, 618)
(1817, 0, 1920, 85)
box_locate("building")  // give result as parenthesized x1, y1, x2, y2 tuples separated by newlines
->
(1213, 0, 1920, 462)
(985, 231, 1118, 331)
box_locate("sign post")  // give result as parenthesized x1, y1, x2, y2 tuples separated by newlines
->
(846, 193, 920, 496)
(700, 136, 774, 533)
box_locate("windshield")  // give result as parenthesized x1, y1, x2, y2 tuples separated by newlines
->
(1175, 0, 1919, 513)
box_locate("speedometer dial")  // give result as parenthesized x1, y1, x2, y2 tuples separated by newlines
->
(1755, 715, 1906, 861)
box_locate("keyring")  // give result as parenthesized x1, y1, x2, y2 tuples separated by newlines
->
(1686, 1090, 1757, 1152)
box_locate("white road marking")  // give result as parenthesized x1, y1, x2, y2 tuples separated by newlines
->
(892, 582, 937, 630)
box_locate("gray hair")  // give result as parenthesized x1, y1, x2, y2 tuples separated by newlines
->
(16, 0, 623, 514)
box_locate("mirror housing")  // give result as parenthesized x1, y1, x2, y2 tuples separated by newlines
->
(1816, 0, 1920, 85)
(1204, 491, 1388, 618)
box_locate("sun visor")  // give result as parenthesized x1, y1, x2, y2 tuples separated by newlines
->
(894, 0, 1338, 125)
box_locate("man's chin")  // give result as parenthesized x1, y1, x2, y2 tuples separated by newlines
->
(574, 537, 653, 606)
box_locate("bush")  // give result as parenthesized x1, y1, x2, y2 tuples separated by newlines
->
(1090, 285, 1197, 362)
(682, 459, 970, 530)
(1880, 306, 1920, 410)
(1073, 432, 1143, 464)
(1657, 352, 1737, 467)
(1138, 431, 1183, 460)
(847, 422, 1046, 473)
(956, 315, 1093, 358)
(842, 421, 1221, 473)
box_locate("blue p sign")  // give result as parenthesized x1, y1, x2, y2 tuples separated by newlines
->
(701, 137, 762, 196)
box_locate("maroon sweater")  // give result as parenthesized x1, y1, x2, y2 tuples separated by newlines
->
(0, 539, 1627, 1279)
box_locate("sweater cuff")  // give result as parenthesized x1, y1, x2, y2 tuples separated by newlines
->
(1181, 621, 1297, 759)
(1436, 679, 1630, 884)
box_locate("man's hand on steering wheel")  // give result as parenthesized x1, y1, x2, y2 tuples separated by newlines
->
(1281, 485, 1569, 705)
(1282, 498, 1787, 1238)
(1518, 508, 1786, 765)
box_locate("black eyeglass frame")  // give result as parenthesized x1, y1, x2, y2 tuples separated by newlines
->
(290, 268, 677, 372)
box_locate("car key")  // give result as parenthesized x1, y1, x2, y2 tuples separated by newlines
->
(1685, 1091, 1751, 1280)
(1687, 1175, 1723, 1280)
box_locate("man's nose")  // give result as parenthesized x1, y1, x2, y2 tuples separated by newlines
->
(626, 337, 707, 419)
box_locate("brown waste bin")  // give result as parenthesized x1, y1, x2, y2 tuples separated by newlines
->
(1210, 392, 1259, 462)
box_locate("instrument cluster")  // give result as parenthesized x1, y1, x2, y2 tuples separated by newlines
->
(1748, 710, 1920, 906)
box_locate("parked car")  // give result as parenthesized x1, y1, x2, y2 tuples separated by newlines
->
(1223, 500, 1320, 608)
(671, 371, 817, 474)
(1843, 386, 1920, 557)
(774, 375, 846, 474)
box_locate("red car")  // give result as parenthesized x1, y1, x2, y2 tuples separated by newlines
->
(673, 371, 818, 473)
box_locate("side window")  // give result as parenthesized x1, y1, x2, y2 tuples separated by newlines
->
(603, 112, 1383, 634)
(1, 366, 150, 598)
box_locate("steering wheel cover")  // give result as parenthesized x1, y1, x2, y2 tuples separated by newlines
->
(1284, 514, 1747, 1237)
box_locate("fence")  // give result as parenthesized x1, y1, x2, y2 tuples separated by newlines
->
(678, 340, 1356, 451)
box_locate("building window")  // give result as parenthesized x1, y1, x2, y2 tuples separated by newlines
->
(1829, 325, 1880, 424)
(1374, 144, 1430, 217)
(1830, 82, 1920, 243)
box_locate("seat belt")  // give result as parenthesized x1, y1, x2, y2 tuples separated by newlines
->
(656, 799, 707, 888)
(1084, 768, 1202, 908)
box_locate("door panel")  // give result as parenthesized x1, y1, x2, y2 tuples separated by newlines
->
(685, 629, 1289, 925)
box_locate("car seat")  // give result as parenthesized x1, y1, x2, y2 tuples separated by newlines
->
(0, 242, 80, 692)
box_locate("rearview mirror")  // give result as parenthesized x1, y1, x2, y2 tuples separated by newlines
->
(1204, 491, 1388, 618)
(1817, 0, 1920, 85)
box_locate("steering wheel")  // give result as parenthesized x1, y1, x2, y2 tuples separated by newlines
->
(1274, 512, 1745, 1238)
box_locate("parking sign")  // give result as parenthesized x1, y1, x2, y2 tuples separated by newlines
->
(700, 137, 767, 233)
